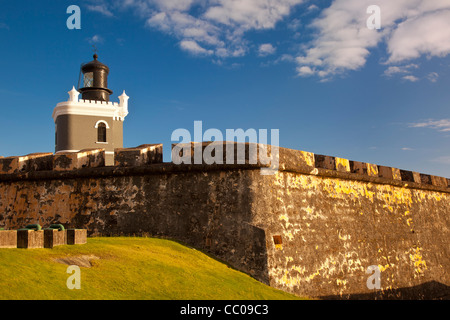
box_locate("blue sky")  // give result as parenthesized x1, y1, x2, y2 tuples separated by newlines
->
(0, 0, 449, 177)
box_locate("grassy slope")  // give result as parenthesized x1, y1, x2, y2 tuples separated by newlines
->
(0, 237, 303, 300)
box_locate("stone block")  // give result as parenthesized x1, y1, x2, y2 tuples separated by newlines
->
(0, 230, 17, 248)
(171, 141, 279, 167)
(378, 166, 402, 180)
(0, 157, 19, 174)
(314, 154, 335, 170)
(67, 229, 87, 245)
(17, 230, 44, 249)
(430, 175, 448, 188)
(335, 157, 350, 172)
(43, 229, 66, 248)
(53, 149, 105, 171)
(20, 153, 54, 172)
(0, 153, 54, 174)
(366, 163, 379, 177)
(350, 161, 367, 175)
(278, 148, 315, 172)
(420, 174, 432, 185)
(400, 170, 422, 183)
(114, 144, 163, 167)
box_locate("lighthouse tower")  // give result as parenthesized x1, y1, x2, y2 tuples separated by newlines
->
(52, 54, 129, 165)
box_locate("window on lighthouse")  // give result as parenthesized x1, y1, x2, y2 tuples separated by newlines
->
(83, 72, 94, 87)
(97, 123, 107, 143)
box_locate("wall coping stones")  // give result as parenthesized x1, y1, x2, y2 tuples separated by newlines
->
(114, 144, 163, 167)
(0, 143, 449, 194)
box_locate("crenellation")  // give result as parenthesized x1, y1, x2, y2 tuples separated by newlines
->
(0, 156, 19, 174)
(314, 154, 335, 170)
(431, 175, 448, 188)
(335, 157, 350, 172)
(378, 165, 402, 180)
(114, 144, 163, 167)
(420, 173, 432, 185)
(53, 148, 105, 171)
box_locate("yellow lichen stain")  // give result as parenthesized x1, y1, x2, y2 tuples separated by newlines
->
(285, 231, 294, 241)
(409, 247, 427, 275)
(300, 151, 315, 167)
(335, 158, 350, 172)
(378, 264, 390, 272)
(367, 164, 379, 176)
(406, 218, 413, 226)
(291, 265, 306, 275)
(336, 279, 348, 286)
(279, 215, 291, 228)
(308, 270, 320, 281)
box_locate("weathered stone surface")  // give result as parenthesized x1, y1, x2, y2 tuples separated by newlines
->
(350, 161, 366, 175)
(0, 157, 20, 174)
(335, 157, 350, 172)
(314, 154, 335, 170)
(171, 141, 278, 168)
(400, 170, 422, 184)
(114, 144, 163, 167)
(378, 166, 402, 180)
(0, 153, 54, 175)
(44, 229, 66, 248)
(53, 149, 105, 171)
(251, 170, 450, 299)
(17, 230, 44, 249)
(430, 175, 448, 188)
(67, 229, 87, 245)
(0, 230, 17, 248)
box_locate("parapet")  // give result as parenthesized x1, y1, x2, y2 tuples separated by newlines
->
(170, 142, 449, 191)
(0, 142, 448, 192)
(53, 148, 105, 171)
(0, 152, 53, 174)
(115, 144, 163, 167)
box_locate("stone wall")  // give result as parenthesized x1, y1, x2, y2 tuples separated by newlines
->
(0, 143, 448, 299)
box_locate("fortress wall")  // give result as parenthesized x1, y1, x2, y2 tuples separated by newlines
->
(0, 146, 268, 281)
(249, 149, 450, 299)
(0, 143, 449, 298)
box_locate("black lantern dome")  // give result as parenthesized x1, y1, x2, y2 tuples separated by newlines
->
(78, 54, 113, 102)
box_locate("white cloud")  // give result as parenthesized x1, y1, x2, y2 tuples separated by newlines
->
(297, 65, 314, 76)
(427, 72, 439, 83)
(122, 0, 304, 59)
(86, 4, 114, 17)
(410, 119, 450, 132)
(402, 75, 419, 82)
(258, 43, 276, 56)
(295, 0, 450, 79)
(180, 40, 213, 55)
(116, 0, 450, 79)
(383, 64, 418, 77)
(387, 9, 450, 64)
(88, 35, 104, 44)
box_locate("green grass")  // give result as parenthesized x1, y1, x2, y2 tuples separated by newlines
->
(0, 237, 304, 300)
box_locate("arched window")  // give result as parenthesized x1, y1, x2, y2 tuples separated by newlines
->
(97, 122, 107, 142)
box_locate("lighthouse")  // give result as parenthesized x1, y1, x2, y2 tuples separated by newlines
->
(52, 54, 129, 165)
